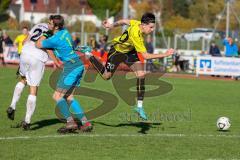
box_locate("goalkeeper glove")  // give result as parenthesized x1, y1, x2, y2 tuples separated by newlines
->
(75, 45, 93, 58)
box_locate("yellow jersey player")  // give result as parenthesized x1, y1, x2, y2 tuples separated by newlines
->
(82, 12, 174, 120)
(14, 27, 28, 55)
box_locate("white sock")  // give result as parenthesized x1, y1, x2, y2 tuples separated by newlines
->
(25, 95, 37, 124)
(137, 100, 143, 108)
(10, 82, 25, 110)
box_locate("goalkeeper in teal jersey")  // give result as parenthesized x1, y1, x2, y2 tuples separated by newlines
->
(36, 15, 92, 132)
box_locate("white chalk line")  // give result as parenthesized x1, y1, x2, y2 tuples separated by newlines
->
(0, 133, 240, 141)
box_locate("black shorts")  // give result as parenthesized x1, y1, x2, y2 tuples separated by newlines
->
(105, 46, 140, 73)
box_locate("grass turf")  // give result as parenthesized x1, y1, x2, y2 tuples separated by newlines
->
(0, 67, 240, 160)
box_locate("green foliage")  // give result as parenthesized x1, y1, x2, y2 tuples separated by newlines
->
(172, 0, 192, 18)
(189, 0, 222, 27)
(164, 15, 198, 32)
(0, 0, 11, 14)
(67, 20, 96, 33)
(0, 0, 11, 23)
(132, 1, 153, 20)
(87, 0, 122, 20)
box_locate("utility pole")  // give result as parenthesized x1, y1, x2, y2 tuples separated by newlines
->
(81, 8, 85, 46)
(105, 9, 109, 36)
(226, 0, 230, 38)
(122, 0, 129, 32)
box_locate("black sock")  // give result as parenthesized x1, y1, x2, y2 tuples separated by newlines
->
(137, 78, 145, 101)
(89, 56, 105, 75)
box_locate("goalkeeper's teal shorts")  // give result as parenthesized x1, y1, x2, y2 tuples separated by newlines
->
(57, 57, 84, 91)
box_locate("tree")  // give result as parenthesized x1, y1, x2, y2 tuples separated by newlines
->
(164, 15, 198, 32)
(189, 0, 224, 27)
(87, 0, 122, 20)
(172, 0, 193, 18)
(189, 0, 240, 30)
(131, 1, 152, 20)
(68, 20, 96, 33)
(0, 0, 11, 22)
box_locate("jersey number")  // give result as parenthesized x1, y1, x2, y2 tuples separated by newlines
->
(30, 28, 42, 42)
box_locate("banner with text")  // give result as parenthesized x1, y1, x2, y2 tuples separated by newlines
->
(196, 56, 240, 76)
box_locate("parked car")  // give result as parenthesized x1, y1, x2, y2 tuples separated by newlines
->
(183, 28, 215, 41)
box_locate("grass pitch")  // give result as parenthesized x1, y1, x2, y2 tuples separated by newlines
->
(0, 67, 240, 160)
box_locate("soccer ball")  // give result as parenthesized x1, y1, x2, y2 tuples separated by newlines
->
(216, 117, 231, 131)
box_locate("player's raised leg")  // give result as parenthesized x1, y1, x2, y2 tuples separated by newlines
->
(83, 46, 126, 80)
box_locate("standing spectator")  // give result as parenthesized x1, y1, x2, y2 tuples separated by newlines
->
(209, 42, 221, 57)
(71, 32, 80, 48)
(238, 45, 240, 57)
(172, 50, 181, 72)
(223, 37, 238, 78)
(0, 28, 5, 65)
(145, 35, 154, 72)
(2, 31, 14, 61)
(2, 32, 13, 46)
(88, 36, 99, 51)
(223, 37, 238, 57)
(14, 27, 28, 55)
(99, 34, 108, 57)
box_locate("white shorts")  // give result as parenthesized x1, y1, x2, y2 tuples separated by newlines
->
(19, 54, 45, 86)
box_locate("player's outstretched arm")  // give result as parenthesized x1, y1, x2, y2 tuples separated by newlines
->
(35, 36, 46, 48)
(141, 48, 175, 60)
(47, 50, 62, 68)
(102, 19, 130, 29)
(36, 31, 53, 48)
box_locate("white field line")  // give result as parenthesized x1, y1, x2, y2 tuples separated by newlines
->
(0, 133, 240, 141)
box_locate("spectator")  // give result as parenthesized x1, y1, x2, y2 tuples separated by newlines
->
(99, 34, 108, 57)
(209, 42, 221, 57)
(200, 50, 208, 56)
(88, 36, 99, 51)
(238, 45, 240, 57)
(223, 37, 238, 57)
(2, 32, 13, 46)
(71, 32, 80, 49)
(0, 28, 5, 65)
(14, 27, 28, 55)
(172, 50, 181, 72)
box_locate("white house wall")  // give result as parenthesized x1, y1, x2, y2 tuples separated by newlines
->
(23, 12, 102, 27)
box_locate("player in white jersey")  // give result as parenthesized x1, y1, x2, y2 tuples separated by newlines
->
(6, 18, 60, 130)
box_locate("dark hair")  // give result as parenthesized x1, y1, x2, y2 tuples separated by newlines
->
(22, 26, 28, 30)
(50, 15, 64, 30)
(141, 12, 155, 24)
(49, 15, 54, 20)
(103, 35, 108, 41)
